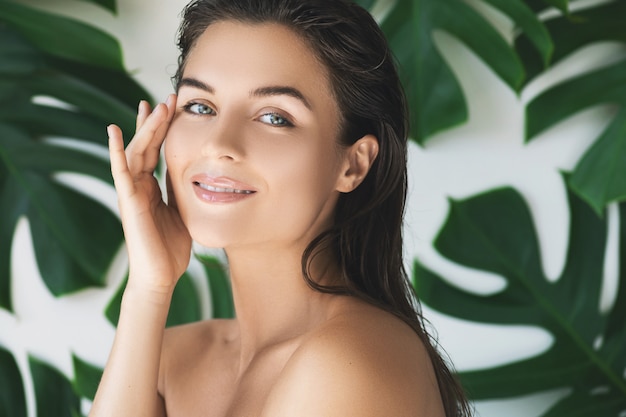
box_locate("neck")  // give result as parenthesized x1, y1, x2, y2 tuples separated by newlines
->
(224, 244, 340, 366)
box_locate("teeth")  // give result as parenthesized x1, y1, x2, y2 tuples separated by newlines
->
(195, 182, 253, 194)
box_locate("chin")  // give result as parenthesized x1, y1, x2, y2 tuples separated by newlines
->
(189, 228, 235, 249)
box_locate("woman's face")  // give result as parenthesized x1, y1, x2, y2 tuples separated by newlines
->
(165, 21, 346, 252)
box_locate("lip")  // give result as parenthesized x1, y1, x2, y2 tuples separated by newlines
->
(191, 174, 257, 203)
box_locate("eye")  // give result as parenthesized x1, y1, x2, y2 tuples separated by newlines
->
(258, 112, 293, 127)
(183, 102, 215, 115)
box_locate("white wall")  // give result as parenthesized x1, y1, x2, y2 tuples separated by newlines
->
(0, 0, 619, 416)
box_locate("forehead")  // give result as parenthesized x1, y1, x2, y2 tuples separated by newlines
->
(182, 21, 334, 103)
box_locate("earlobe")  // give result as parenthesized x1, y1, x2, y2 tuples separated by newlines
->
(336, 134, 379, 193)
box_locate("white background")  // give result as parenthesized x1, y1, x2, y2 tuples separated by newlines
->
(1, 0, 620, 416)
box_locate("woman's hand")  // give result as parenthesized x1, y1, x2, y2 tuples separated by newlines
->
(90, 98, 182, 416)
(108, 95, 192, 299)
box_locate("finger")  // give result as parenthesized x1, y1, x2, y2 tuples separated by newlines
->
(125, 102, 169, 175)
(108, 124, 134, 199)
(135, 100, 152, 133)
(152, 94, 177, 142)
(135, 94, 177, 173)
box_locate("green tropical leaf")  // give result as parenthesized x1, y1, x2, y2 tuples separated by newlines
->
(0, 3, 149, 311)
(29, 356, 81, 417)
(0, 25, 150, 135)
(0, 25, 42, 75)
(0, 1, 124, 71)
(518, 1, 626, 212)
(523, 0, 569, 14)
(28, 73, 138, 133)
(46, 57, 151, 111)
(103, 279, 124, 326)
(517, 1, 626, 82)
(567, 109, 626, 216)
(413, 186, 626, 413)
(77, 0, 117, 14)
(0, 346, 27, 417)
(525, 60, 626, 140)
(0, 148, 27, 311)
(27, 177, 120, 292)
(197, 254, 235, 319)
(0, 125, 122, 300)
(0, 75, 142, 146)
(375, 0, 542, 142)
(353, 0, 376, 11)
(2, 102, 113, 146)
(525, 60, 626, 213)
(166, 272, 204, 326)
(72, 354, 103, 401)
(483, 0, 553, 66)
(11, 142, 112, 183)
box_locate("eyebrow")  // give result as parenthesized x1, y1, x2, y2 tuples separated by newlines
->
(178, 77, 312, 110)
(251, 86, 311, 110)
(178, 77, 214, 93)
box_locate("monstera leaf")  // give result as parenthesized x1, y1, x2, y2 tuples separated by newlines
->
(359, 0, 626, 212)
(72, 354, 104, 402)
(30, 356, 82, 417)
(0, 1, 151, 312)
(413, 186, 626, 415)
(517, 0, 626, 214)
(0, 346, 26, 417)
(355, 0, 555, 142)
(197, 254, 235, 319)
(0, 344, 107, 417)
(83, 0, 116, 14)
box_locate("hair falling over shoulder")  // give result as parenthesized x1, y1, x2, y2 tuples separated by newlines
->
(174, 0, 473, 415)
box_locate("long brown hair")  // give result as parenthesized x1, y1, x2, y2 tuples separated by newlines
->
(174, 1, 472, 415)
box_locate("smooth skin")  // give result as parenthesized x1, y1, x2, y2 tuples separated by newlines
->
(90, 21, 445, 417)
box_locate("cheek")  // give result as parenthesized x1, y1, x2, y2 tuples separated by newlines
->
(265, 144, 341, 215)
(163, 144, 184, 199)
(164, 122, 199, 173)
(257, 144, 323, 190)
(163, 140, 176, 171)
(163, 125, 197, 209)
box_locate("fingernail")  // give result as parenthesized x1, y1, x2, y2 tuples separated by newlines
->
(165, 95, 174, 107)
(139, 100, 152, 116)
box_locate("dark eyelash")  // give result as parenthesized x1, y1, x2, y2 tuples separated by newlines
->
(181, 102, 214, 115)
(264, 112, 295, 127)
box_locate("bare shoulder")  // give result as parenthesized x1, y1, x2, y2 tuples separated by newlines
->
(158, 319, 238, 393)
(161, 318, 236, 358)
(261, 300, 445, 417)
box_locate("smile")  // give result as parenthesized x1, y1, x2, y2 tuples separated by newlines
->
(191, 176, 257, 204)
(194, 182, 255, 194)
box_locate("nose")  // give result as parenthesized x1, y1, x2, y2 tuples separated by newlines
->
(201, 114, 245, 161)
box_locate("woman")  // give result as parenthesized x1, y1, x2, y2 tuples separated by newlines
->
(91, 0, 472, 416)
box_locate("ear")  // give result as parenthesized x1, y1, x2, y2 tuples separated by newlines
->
(336, 134, 379, 193)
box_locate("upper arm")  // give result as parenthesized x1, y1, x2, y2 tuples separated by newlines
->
(261, 324, 445, 417)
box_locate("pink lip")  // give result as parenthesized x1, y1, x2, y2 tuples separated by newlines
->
(191, 174, 257, 203)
